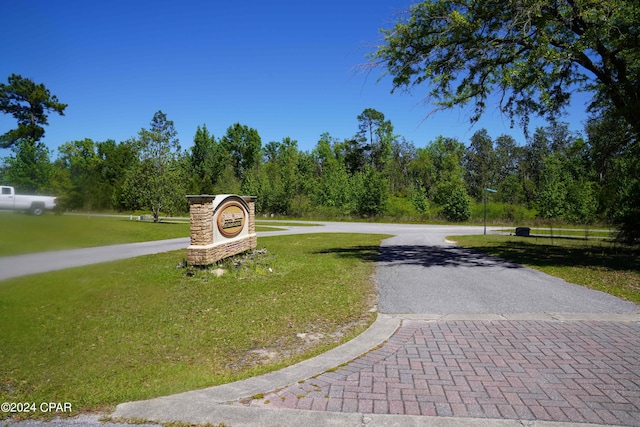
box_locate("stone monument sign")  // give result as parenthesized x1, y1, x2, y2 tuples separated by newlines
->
(187, 194, 257, 266)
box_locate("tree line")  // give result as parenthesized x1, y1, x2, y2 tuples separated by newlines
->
(1, 106, 634, 235)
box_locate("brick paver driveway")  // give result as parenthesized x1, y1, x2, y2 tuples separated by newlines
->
(243, 319, 640, 425)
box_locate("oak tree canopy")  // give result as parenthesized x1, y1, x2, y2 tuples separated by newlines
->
(371, 0, 640, 139)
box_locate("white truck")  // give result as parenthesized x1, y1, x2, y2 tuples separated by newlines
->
(0, 186, 58, 215)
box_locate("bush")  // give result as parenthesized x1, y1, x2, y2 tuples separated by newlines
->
(385, 196, 418, 218)
(411, 185, 430, 214)
(470, 202, 537, 223)
(354, 167, 389, 217)
(440, 187, 471, 222)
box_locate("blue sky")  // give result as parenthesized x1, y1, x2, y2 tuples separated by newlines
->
(1, 0, 590, 159)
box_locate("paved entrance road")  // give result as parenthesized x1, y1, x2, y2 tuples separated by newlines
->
(0, 222, 482, 281)
(376, 231, 638, 314)
(0, 238, 190, 281)
(3, 221, 635, 315)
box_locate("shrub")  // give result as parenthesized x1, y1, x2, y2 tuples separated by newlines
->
(441, 186, 471, 222)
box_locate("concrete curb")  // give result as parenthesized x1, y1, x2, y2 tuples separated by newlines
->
(386, 312, 640, 322)
(3, 411, 625, 427)
(112, 405, 628, 427)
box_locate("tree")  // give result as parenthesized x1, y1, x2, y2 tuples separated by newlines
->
(276, 137, 301, 211)
(98, 139, 139, 210)
(493, 134, 525, 204)
(440, 185, 471, 222)
(312, 133, 351, 211)
(522, 127, 552, 204)
(409, 146, 438, 200)
(0, 74, 67, 148)
(537, 154, 569, 222)
(293, 150, 315, 216)
(372, 0, 640, 233)
(565, 179, 598, 225)
(2, 138, 52, 193)
(387, 137, 417, 196)
(190, 125, 225, 194)
(220, 123, 262, 182)
(50, 138, 136, 211)
(356, 108, 395, 171)
(422, 136, 466, 205)
(342, 138, 368, 175)
(611, 147, 640, 244)
(354, 165, 389, 217)
(411, 184, 430, 214)
(121, 111, 185, 221)
(586, 112, 639, 242)
(464, 129, 496, 200)
(57, 139, 103, 210)
(371, 0, 640, 138)
(258, 137, 300, 214)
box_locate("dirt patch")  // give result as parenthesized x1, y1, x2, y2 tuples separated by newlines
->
(226, 315, 375, 372)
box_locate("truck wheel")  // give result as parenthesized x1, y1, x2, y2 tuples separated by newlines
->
(30, 204, 45, 216)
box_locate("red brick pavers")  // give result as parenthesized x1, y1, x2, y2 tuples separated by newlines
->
(239, 320, 640, 425)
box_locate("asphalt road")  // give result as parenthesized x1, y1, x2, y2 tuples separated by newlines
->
(2, 221, 637, 315)
(376, 231, 639, 314)
(0, 238, 190, 281)
(0, 222, 477, 281)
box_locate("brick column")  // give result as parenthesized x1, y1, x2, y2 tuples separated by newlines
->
(243, 196, 257, 235)
(243, 196, 257, 251)
(187, 195, 215, 265)
(187, 195, 215, 246)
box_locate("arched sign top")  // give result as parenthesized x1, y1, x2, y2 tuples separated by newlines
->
(211, 194, 251, 213)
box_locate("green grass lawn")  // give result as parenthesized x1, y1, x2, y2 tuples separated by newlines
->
(451, 234, 640, 304)
(0, 213, 283, 256)
(0, 233, 389, 420)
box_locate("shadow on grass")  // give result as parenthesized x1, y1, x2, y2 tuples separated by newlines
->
(315, 245, 381, 263)
(316, 245, 524, 269)
(470, 238, 640, 273)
